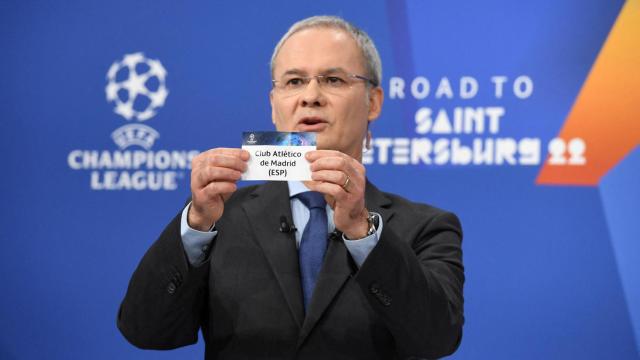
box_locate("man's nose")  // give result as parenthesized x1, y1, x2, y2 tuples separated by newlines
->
(300, 78, 326, 107)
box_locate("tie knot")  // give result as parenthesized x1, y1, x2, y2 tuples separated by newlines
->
(296, 191, 326, 209)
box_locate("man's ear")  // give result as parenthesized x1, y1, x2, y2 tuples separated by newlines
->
(269, 91, 277, 125)
(364, 129, 372, 150)
(367, 86, 383, 123)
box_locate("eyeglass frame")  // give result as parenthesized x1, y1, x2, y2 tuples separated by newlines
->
(271, 72, 379, 95)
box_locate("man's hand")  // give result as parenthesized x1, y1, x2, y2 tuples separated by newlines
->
(188, 148, 249, 231)
(304, 150, 369, 239)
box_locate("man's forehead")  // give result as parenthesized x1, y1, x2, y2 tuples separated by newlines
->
(273, 27, 364, 75)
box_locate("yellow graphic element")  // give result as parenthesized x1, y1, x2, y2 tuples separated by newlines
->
(537, 0, 640, 186)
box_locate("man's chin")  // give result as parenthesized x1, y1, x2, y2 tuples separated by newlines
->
(315, 141, 345, 154)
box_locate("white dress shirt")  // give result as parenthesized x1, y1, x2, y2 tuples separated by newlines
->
(180, 181, 382, 267)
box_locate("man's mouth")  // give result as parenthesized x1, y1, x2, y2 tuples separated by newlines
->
(296, 117, 328, 131)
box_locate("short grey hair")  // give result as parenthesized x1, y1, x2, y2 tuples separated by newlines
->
(270, 15, 382, 87)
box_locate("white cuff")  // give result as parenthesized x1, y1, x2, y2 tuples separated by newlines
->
(180, 202, 217, 265)
(342, 212, 383, 267)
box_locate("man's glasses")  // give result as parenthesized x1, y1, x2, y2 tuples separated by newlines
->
(272, 72, 378, 96)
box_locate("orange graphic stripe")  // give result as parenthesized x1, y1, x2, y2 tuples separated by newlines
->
(537, 0, 640, 186)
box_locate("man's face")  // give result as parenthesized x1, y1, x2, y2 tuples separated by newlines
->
(270, 27, 382, 160)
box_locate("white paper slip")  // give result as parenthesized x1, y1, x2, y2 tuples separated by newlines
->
(241, 131, 316, 181)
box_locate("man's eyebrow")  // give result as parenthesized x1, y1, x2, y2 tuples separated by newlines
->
(279, 67, 349, 77)
(322, 67, 348, 75)
(281, 69, 307, 77)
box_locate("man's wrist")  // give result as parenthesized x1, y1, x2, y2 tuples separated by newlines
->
(187, 204, 215, 232)
(343, 209, 373, 240)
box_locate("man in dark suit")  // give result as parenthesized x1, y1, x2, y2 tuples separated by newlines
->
(118, 15, 464, 359)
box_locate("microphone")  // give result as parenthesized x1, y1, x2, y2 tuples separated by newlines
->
(329, 230, 342, 241)
(279, 216, 297, 233)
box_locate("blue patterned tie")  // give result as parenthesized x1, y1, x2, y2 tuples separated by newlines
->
(296, 191, 328, 310)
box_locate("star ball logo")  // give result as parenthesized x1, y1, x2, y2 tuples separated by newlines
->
(105, 52, 168, 122)
(67, 52, 199, 191)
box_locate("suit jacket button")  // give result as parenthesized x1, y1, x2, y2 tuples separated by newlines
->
(167, 282, 177, 294)
(376, 293, 391, 306)
(369, 283, 380, 294)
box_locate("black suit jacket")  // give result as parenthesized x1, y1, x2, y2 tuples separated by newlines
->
(118, 181, 464, 359)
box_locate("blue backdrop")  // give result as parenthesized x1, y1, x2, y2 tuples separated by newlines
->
(1, 0, 638, 359)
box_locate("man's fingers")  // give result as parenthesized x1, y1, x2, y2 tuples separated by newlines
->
(195, 148, 249, 168)
(309, 156, 351, 172)
(305, 149, 343, 161)
(306, 150, 366, 176)
(196, 167, 243, 188)
(189, 148, 249, 227)
(200, 180, 238, 198)
(311, 170, 351, 188)
(305, 181, 348, 200)
(211, 148, 250, 162)
(208, 147, 250, 158)
(204, 154, 248, 172)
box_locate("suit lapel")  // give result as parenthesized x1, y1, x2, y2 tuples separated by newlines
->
(297, 232, 353, 344)
(297, 180, 394, 346)
(241, 182, 305, 328)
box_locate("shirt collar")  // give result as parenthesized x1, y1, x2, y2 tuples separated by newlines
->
(288, 181, 336, 231)
(287, 181, 311, 198)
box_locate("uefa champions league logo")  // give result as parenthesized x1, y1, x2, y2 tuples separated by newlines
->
(105, 52, 168, 121)
(67, 51, 197, 191)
